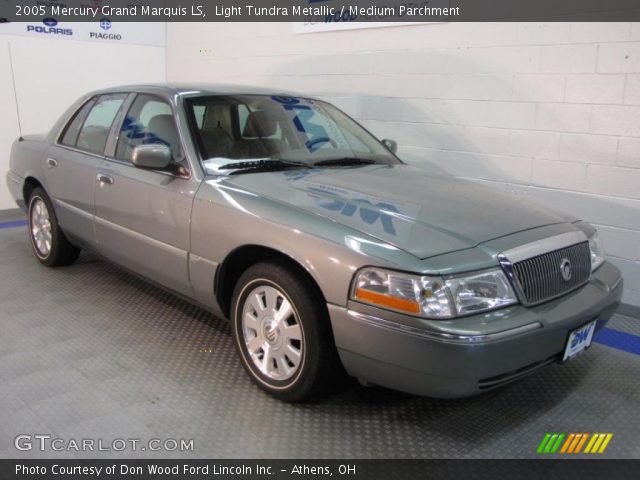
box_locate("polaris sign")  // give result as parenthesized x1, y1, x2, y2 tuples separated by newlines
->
(3, 22, 164, 46)
(26, 18, 73, 36)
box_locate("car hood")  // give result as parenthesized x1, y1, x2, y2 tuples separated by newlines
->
(223, 164, 570, 259)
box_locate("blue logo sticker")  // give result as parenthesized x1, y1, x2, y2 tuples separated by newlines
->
(100, 18, 111, 30)
(43, 18, 58, 27)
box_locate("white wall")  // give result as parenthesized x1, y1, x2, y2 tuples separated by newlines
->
(0, 37, 21, 210)
(0, 27, 166, 209)
(167, 22, 640, 307)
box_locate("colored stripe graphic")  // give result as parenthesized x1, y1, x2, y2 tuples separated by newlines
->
(574, 433, 589, 453)
(598, 434, 613, 453)
(567, 433, 584, 453)
(540, 433, 613, 454)
(585, 433, 613, 454)
(550, 433, 565, 453)
(559, 433, 575, 453)
(537, 433, 565, 454)
(537, 433, 552, 453)
(545, 434, 558, 453)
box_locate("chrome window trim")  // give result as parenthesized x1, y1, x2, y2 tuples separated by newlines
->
(55, 144, 192, 181)
(347, 310, 542, 345)
(54, 144, 105, 161)
(100, 156, 192, 180)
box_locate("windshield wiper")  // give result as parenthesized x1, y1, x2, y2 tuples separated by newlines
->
(313, 157, 378, 167)
(218, 159, 310, 174)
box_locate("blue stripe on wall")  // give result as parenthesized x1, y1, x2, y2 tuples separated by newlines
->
(0, 220, 27, 229)
(594, 328, 640, 356)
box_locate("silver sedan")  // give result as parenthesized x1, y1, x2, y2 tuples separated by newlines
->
(6, 84, 623, 402)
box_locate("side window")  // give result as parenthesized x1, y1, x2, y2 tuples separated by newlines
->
(60, 100, 94, 147)
(193, 106, 206, 129)
(116, 94, 181, 162)
(76, 94, 127, 155)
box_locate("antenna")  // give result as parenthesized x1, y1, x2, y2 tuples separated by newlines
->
(7, 42, 24, 139)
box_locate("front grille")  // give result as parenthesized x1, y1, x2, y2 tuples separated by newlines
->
(511, 242, 591, 305)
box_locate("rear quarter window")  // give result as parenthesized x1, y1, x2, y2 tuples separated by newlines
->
(59, 100, 94, 147)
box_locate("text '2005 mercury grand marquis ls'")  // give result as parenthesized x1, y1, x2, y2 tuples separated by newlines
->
(6, 84, 623, 402)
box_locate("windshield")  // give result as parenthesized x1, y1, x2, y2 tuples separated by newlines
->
(184, 94, 400, 174)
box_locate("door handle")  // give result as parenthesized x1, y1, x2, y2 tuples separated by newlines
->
(97, 173, 114, 185)
(46, 158, 58, 168)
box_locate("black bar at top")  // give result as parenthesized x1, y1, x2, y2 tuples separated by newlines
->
(0, 0, 639, 23)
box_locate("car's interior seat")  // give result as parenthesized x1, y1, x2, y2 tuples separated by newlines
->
(148, 114, 181, 160)
(233, 110, 285, 158)
(199, 125, 234, 159)
(76, 126, 111, 154)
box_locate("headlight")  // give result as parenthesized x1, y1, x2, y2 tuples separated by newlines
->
(351, 267, 518, 319)
(588, 232, 605, 271)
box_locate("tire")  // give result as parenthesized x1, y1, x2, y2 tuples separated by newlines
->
(231, 261, 339, 402)
(27, 187, 80, 267)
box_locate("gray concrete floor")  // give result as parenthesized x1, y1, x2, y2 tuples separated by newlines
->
(1, 224, 639, 459)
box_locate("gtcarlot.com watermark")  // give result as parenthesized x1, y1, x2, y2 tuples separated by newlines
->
(15, 434, 195, 453)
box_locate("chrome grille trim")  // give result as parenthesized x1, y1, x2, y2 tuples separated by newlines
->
(500, 230, 588, 263)
(499, 240, 592, 306)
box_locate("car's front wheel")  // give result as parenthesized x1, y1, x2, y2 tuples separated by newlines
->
(231, 261, 337, 402)
(28, 187, 80, 267)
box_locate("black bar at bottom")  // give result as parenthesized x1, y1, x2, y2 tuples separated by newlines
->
(2, 459, 639, 480)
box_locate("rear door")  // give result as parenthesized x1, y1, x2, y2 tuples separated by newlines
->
(46, 93, 127, 245)
(93, 93, 197, 297)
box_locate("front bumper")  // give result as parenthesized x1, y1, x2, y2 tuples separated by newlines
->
(329, 261, 623, 398)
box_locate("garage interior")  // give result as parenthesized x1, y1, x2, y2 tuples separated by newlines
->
(1, 21, 639, 459)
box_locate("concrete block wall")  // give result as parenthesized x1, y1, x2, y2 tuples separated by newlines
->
(0, 32, 165, 210)
(170, 22, 638, 307)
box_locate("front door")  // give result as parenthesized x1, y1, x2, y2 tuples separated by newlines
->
(93, 93, 197, 298)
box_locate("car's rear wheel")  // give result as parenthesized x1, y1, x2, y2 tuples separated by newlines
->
(231, 261, 337, 402)
(28, 187, 80, 267)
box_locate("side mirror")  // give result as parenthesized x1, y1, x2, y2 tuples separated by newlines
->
(381, 138, 398, 154)
(131, 144, 172, 170)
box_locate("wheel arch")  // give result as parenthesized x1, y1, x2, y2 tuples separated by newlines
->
(215, 244, 328, 319)
(23, 176, 44, 205)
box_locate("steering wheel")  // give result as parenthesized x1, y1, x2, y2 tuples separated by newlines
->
(306, 136, 337, 152)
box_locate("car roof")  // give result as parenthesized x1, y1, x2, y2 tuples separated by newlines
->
(91, 83, 310, 99)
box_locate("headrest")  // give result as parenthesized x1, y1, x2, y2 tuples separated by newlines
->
(148, 114, 179, 149)
(242, 110, 280, 138)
